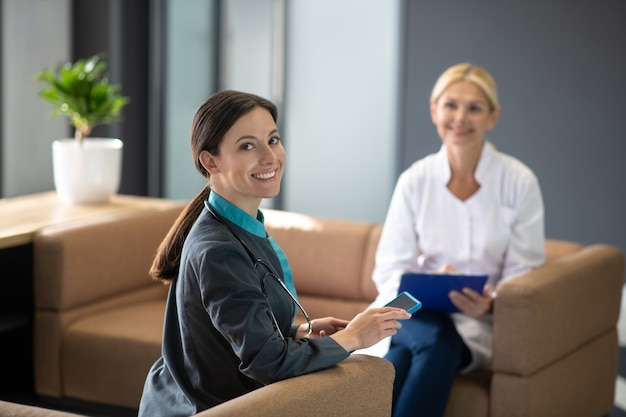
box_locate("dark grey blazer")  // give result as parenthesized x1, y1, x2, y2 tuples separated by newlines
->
(138, 209, 348, 417)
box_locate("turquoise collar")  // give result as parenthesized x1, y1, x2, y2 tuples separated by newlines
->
(207, 192, 266, 238)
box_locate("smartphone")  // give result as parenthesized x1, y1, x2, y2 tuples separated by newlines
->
(385, 291, 422, 314)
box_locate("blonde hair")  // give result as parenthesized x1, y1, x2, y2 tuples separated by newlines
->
(430, 63, 499, 111)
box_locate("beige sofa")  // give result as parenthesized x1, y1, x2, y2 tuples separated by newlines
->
(31, 203, 624, 417)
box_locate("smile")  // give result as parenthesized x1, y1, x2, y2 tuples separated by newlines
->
(450, 127, 472, 135)
(253, 170, 277, 180)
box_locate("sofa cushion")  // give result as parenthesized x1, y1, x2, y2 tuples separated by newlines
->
(61, 300, 165, 409)
(444, 371, 491, 417)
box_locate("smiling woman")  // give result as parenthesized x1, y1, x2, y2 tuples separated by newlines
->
(367, 63, 546, 417)
(137, 90, 410, 417)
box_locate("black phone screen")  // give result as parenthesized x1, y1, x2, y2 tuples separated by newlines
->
(385, 292, 421, 313)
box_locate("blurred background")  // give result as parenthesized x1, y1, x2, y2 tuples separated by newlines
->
(1, 0, 625, 255)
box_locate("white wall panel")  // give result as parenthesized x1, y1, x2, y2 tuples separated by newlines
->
(163, 0, 217, 200)
(283, 0, 401, 222)
(1, 0, 71, 197)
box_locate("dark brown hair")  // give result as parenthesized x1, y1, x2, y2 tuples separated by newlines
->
(150, 90, 278, 283)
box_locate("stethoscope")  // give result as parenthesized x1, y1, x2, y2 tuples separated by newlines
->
(204, 200, 312, 339)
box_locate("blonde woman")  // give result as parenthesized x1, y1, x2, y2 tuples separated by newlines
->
(370, 63, 546, 417)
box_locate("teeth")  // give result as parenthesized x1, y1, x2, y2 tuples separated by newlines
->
(254, 171, 276, 180)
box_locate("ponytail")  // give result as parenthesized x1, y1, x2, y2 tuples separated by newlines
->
(150, 185, 211, 283)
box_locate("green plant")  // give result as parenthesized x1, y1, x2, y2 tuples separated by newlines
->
(36, 54, 130, 144)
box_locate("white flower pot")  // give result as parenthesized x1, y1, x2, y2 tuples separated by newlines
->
(52, 138, 123, 205)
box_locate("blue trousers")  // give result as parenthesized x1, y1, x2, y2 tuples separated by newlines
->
(385, 310, 471, 417)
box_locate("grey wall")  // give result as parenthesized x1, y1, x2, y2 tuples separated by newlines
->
(4, 1, 624, 258)
(401, 1, 626, 255)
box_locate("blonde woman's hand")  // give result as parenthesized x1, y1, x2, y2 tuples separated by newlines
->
(449, 284, 493, 318)
(438, 263, 456, 273)
(330, 307, 411, 352)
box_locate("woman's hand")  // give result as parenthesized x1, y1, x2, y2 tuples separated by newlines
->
(438, 263, 456, 273)
(449, 284, 493, 318)
(298, 317, 349, 339)
(330, 307, 411, 352)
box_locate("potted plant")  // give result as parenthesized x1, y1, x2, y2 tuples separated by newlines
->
(36, 54, 130, 205)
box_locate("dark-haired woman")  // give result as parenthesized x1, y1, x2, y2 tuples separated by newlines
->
(138, 90, 410, 417)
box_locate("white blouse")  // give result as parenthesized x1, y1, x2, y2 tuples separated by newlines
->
(365, 142, 546, 371)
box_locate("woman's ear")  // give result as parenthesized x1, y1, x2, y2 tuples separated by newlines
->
(486, 105, 501, 131)
(199, 150, 219, 174)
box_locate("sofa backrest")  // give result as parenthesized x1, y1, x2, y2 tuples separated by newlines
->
(34, 204, 186, 312)
(264, 208, 585, 321)
(33, 202, 584, 320)
(264, 209, 381, 320)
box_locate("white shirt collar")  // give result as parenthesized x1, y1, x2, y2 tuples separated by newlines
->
(435, 141, 495, 184)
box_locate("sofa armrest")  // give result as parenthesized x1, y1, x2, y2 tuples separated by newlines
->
(493, 244, 624, 376)
(0, 401, 85, 417)
(195, 354, 394, 417)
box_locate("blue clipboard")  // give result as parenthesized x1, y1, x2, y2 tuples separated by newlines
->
(398, 272, 488, 313)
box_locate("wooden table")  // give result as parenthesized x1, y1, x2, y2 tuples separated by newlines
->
(0, 191, 182, 250)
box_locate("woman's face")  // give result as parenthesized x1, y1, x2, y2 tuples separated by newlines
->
(430, 80, 499, 149)
(200, 106, 285, 216)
